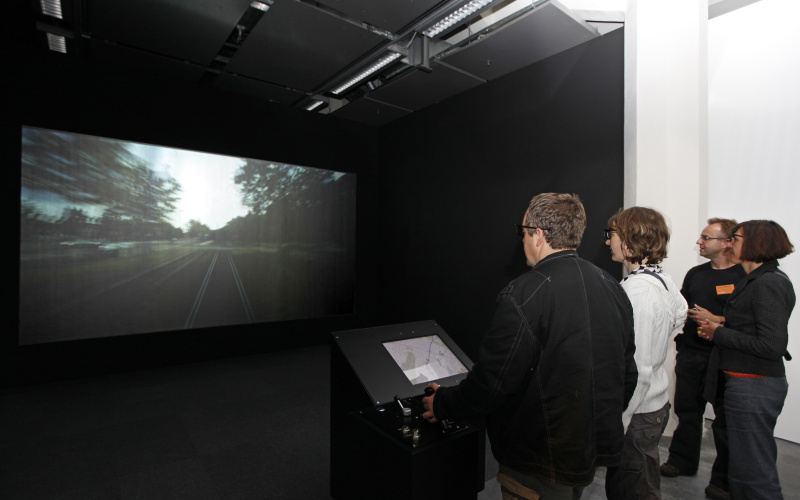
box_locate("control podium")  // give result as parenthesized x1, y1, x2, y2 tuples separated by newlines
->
(330, 320, 485, 500)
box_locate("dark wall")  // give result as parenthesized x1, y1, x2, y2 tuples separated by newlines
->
(375, 29, 625, 359)
(1, 5, 624, 386)
(1, 12, 381, 386)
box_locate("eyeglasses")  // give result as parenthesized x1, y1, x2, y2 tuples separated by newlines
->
(730, 233, 744, 240)
(699, 235, 730, 241)
(603, 228, 616, 240)
(516, 224, 548, 237)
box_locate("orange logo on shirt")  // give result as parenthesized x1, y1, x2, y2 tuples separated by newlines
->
(716, 284, 735, 295)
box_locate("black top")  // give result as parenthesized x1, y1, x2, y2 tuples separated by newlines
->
(716, 260, 795, 375)
(704, 260, 795, 401)
(678, 261, 746, 353)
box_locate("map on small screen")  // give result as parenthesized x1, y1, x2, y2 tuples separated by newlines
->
(383, 335, 468, 384)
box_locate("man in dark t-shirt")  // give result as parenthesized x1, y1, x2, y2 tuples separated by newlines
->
(661, 218, 746, 500)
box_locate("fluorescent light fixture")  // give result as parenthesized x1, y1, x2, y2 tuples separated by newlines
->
(40, 0, 63, 19)
(424, 0, 494, 37)
(250, 1, 271, 12)
(331, 52, 402, 95)
(306, 100, 324, 111)
(46, 33, 67, 53)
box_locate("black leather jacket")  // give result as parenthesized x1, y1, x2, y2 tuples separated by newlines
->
(434, 250, 637, 486)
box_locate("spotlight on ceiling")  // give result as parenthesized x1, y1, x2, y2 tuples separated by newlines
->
(40, 0, 63, 19)
(46, 32, 67, 53)
(250, 1, 272, 12)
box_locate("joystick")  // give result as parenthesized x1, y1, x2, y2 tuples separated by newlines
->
(394, 395, 412, 417)
(424, 386, 435, 397)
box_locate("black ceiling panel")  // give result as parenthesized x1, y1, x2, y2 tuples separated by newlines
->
(368, 61, 484, 111)
(213, 73, 306, 105)
(227, 0, 387, 92)
(85, 0, 252, 65)
(441, 2, 598, 81)
(29, 0, 609, 126)
(84, 39, 208, 83)
(315, 0, 446, 34)
(330, 96, 412, 126)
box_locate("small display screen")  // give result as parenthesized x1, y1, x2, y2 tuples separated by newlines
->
(382, 334, 468, 384)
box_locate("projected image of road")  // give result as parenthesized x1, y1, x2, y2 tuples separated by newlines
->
(19, 127, 356, 345)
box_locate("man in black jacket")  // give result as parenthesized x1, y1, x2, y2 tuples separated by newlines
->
(423, 193, 638, 499)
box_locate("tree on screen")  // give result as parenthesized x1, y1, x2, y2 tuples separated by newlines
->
(21, 128, 182, 238)
(234, 161, 337, 213)
(233, 161, 353, 244)
(185, 219, 211, 240)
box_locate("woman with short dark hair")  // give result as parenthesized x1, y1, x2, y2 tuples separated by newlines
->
(698, 219, 795, 500)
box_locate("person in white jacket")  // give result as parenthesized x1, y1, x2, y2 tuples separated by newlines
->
(604, 207, 689, 500)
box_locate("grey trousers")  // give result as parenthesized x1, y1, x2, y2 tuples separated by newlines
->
(605, 402, 671, 500)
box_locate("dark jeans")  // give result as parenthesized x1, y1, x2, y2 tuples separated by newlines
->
(606, 402, 670, 500)
(724, 374, 788, 500)
(665, 349, 729, 489)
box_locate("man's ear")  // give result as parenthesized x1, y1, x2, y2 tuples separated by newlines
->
(536, 228, 547, 247)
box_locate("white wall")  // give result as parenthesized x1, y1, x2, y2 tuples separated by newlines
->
(624, 0, 709, 436)
(707, 0, 800, 443)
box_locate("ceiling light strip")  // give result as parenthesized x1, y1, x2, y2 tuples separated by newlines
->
(306, 101, 324, 111)
(423, 0, 494, 37)
(331, 52, 402, 95)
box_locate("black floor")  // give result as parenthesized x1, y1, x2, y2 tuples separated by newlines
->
(1, 346, 331, 499)
(2, 345, 798, 499)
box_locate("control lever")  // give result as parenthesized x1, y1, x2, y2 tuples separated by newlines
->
(394, 395, 412, 417)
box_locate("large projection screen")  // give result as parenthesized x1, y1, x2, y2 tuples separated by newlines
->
(19, 126, 356, 345)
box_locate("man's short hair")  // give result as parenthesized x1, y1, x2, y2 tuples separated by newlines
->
(608, 206, 670, 264)
(734, 220, 795, 263)
(707, 217, 738, 238)
(525, 193, 586, 249)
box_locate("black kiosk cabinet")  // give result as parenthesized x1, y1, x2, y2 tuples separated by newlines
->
(330, 320, 484, 500)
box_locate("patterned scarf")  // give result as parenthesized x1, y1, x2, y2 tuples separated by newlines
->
(623, 263, 663, 283)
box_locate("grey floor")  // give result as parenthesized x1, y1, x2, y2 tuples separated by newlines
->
(477, 415, 800, 500)
(2, 344, 799, 499)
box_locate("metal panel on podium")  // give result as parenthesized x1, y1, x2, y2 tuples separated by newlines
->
(330, 320, 485, 500)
